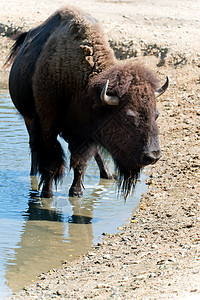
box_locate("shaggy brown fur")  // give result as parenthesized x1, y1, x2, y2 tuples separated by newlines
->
(7, 6, 163, 198)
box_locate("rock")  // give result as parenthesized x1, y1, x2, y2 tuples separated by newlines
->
(103, 254, 111, 260)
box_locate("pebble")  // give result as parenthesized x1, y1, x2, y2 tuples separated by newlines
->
(88, 252, 96, 257)
(96, 283, 110, 289)
(149, 273, 157, 278)
(136, 275, 146, 280)
(157, 259, 166, 265)
(103, 254, 111, 260)
(168, 257, 176, 262)
(153, 230, 159, 234)
(117, 227, 123, 230)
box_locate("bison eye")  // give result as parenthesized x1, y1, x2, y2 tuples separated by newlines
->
(123, 116, 130, 123)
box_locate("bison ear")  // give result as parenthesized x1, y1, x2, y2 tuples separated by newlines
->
(101, 80, 120, 106)
(155, 76, 169, 98)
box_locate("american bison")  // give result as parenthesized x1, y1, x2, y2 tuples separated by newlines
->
(7, 6, 168, 198)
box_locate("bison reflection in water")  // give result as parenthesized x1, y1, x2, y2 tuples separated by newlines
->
(7, 6, 169, 199)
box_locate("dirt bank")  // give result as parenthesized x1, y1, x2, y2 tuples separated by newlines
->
(0, 0, 199, 299)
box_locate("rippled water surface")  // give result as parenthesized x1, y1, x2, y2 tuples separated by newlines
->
(0, 91, 147, 298)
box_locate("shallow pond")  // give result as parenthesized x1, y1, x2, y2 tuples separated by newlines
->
(0, 91, 147, 299)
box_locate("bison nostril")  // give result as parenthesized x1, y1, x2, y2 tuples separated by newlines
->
(142, 154, 155, 165)
(152, 150, 162, 160)
(141, 150, 161, 166)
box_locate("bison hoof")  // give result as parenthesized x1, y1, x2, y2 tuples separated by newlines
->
(69, 187, 83, 197)
(40, 189, 53, 198)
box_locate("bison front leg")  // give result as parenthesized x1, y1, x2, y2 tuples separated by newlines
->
(69, 162, 87, 197)
(68, 140, 97, 197)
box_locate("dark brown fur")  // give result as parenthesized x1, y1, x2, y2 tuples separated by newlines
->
(7, 6, 162, 198)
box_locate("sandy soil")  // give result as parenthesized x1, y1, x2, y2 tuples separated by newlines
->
(0, 0, 199, 299)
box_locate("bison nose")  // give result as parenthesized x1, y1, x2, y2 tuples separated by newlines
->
(141, 150, 162, 166)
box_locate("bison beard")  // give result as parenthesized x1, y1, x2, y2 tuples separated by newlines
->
(98, 146, 141, 199)
(115, 161, 141, 200)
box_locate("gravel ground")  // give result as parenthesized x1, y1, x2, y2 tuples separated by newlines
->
(0, 0, 199, 299)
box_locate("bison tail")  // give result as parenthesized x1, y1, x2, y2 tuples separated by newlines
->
(4, 31, 28, 67)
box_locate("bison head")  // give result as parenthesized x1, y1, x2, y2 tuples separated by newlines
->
(90, 64, 168, 197)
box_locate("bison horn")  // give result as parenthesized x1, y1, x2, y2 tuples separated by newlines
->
(101, 80, 120, 106)
(155, 76, 169, 98)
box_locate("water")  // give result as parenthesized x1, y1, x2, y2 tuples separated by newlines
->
(0, 91, 147, 299)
